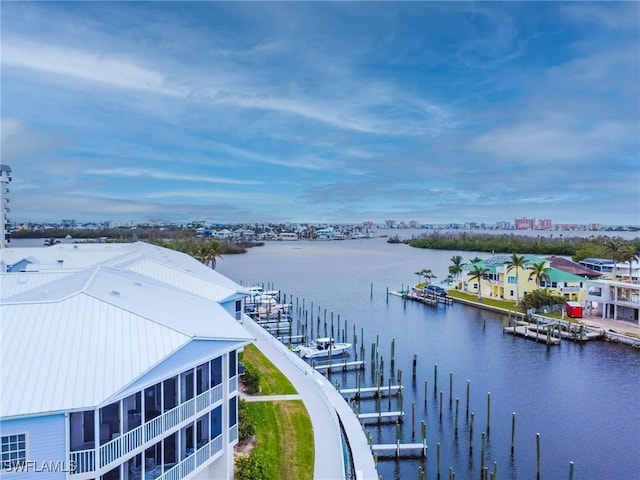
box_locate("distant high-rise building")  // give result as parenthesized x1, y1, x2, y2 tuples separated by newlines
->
(514, 217, 535, 230)
(537, 219, 552, 230)
(0, 164, 11, 249)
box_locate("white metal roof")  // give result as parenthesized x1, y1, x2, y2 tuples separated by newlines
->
(0, 243, 253, 419)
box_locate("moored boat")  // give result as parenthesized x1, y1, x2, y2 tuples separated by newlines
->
(298, 337, 352, 359)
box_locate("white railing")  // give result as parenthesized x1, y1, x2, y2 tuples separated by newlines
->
(228, 375, 237, 393)
(229, 424, 238, 443)
(157, 434, 224, 480)
(69, 448, 94, 474)
(72, 383, 224, 474)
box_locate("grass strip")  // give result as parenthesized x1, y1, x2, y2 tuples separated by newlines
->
(245, 400, 314, 480)
(241, 343, 297, 395)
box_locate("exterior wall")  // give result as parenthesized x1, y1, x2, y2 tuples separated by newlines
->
(0, 164, 11, 249)
(0, 414, 67, 479)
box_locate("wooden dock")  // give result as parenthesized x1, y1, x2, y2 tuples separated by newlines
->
(357, 411, 404, 423)
(339, 384, 402, 398)
(395, 289, 454, 306)
(314, 360, 365, 372)
(276, 334, 305, 344)
(503, 325, 561, 345)
(371, 441, 426, 458)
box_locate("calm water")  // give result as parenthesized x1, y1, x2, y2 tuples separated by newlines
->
(217, 237, 640, 480)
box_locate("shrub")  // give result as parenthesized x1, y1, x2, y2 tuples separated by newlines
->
(520, 289, 566, 312)
(238, 399, 255, 443)
(242, 362, 261, 394)
(236, 453, 272, 480)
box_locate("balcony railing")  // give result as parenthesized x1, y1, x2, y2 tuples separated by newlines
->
(71, 383, 223, 474)
(228, 375, 237, 393)
(157, 434, 224, 480)
(229, 424, 238, 443)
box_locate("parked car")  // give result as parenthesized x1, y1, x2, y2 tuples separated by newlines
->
(424, 285, 447, 297)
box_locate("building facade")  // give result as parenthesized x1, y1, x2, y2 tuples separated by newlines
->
(0, 164, 11, 248)
(586, 280, 640, 324)
(1, 242, 254, 479)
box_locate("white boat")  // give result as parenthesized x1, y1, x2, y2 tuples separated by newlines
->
(298, 337, 352, 359)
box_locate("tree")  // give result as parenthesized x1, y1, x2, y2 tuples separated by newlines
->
(505, 253, 527, 306)
(415, 270, 423, 286)
(527, 261, 551, 287)
(469, 256, 482, 264)
(620, 245, 639, 282)
(448, 255, 465, 280)
(605, 239, 624, 280)
(467, 264, 490, 300)
(421, 268, 437, 285)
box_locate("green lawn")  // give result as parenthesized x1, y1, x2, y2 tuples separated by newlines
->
(241, 343, 297, 395)
(446, 289, 520, 310)
(244, 401, 314, 480)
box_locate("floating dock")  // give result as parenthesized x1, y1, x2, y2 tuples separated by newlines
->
(392, 289, 454, 306)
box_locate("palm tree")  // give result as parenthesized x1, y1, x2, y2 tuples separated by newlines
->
(619, 245, 639, 282)
(467, 264, 490, 300)
(415, 271, 424, 286)
(527, 261, 551, 287)
(421, 268, 437, 285)
(449, 255, 465, 280)
(196, 239, 225, 269)
(604, 239, 624, 280)
(469, 256, 482, 264)
(505, 253, 527, 306)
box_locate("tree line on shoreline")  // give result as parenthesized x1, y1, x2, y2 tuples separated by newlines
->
(405, 232, 640, 262)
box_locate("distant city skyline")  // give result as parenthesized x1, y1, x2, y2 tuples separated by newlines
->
(1, 2, 639, 225)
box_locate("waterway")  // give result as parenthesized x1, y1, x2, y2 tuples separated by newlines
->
(216, 236, 640, 480)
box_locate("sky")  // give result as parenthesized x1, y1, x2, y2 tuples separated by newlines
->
(1, 1, 639, 226)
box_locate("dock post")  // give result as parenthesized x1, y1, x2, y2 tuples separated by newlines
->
(511, 412, 516, 455)
(434, 364, 438, 394)
(371, 282, 373, 298)
(480, 431, 486, 473)
(424, 380, 428, 407)
(436, 442, 441, 480)
(455, 398, 459, 436)
(412, 354, 417, 379)
(439, 391, 443, 420)
(536, 433, 541, 480)
(466, 380, 470, 419)
(388, 377, 392, 410)
(386, 286, 388, 303)
(421, 421, 427, 457)
(568, 461, 574, 480)
(486, 392, 491, 436)
(412, 402, 416, 438)
(449, 372, 453, 407)
(469, 412, 475, 455)
(391, 338, 395, 374)
(492, 462, 497, 480)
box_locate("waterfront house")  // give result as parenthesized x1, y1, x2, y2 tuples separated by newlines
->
(579, 257, 640, 283)
(0, 242, 254, 479)
(462, 254, 587, 303)
(585, 279, 640, 324)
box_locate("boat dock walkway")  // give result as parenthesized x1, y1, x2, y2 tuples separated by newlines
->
(314, 360, 365, 372)
(391, 289, 454, 306)
(503, 324, 561, 345)
(357, 411, 404, 423)
(339, 385, 402, 398)
(370, 441, 426, 458)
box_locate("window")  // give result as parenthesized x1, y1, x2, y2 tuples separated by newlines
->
(1, 434, 27, 469)
(507, 276, 517, 284)
(228, 350, 237, 377)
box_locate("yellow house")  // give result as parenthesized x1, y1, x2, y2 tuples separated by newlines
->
(464, 255, 587, 303)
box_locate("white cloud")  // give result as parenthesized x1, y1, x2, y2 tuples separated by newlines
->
(85, 168, 263, 186)
(1, 38, 184, 97)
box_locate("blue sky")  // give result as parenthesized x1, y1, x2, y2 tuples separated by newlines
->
(2, 1, 639, 226)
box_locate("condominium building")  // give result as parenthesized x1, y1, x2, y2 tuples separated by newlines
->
(0, 242, 254, 479)
(0, 164, 11, 248)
